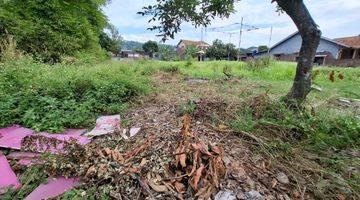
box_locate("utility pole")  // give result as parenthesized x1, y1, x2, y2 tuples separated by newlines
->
(267, 26, 273, 54)
(223, 32, 236, 60)
(200, 27, 204, 42)
(237, 17, 244, 61)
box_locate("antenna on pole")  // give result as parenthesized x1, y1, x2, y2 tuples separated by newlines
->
(267, 26, 273, 54)
(237, 17, 244, 61)
(224, 32, 236, 60)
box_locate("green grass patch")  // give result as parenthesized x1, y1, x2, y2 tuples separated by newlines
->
(0, 57, 150, 132)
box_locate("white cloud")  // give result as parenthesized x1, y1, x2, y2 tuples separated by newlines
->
(104, 0, 360, 47)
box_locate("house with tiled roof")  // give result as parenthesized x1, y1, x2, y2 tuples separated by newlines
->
(176, 40, 210, 60)
(333, 35, 360, 59)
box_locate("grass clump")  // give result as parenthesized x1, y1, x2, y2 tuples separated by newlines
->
(231, 94, 359, 198)
(0, 57, 149, 132)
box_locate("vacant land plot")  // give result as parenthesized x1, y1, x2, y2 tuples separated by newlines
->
(1, 58, 359, 199)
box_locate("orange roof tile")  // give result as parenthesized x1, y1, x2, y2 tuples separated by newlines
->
(334, 35, 360, 49)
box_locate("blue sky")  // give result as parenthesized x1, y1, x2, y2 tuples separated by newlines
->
(103, 0, 360, 48)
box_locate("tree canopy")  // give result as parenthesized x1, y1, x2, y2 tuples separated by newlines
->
(0, 0, 109, 62)
(100, 24, 123, 54)
(142, 41, 159, 57)
(206, 39, 238, 60)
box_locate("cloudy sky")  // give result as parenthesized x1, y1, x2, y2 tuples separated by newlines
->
(103, 0, 360, 48)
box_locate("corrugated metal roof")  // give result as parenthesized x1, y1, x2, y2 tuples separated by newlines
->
(270, 31, 349, 51)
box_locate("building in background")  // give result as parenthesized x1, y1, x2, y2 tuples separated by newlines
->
(268, 32, 360, 67)
(177, 40, 210, 61)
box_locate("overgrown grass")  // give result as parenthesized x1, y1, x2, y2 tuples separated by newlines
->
(121, 59, 360, 100)
(230, 94, 359, 198)
(0, 57, 150, 132)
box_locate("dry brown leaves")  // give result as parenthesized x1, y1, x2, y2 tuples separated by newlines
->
(160, 115, 227, 199)
(44, 115, 227, 199)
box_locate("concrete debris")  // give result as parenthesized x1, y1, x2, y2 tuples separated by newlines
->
(276, 172, 290, 184)
(214, 189, 236, 200)
(84, 115, 121, 137)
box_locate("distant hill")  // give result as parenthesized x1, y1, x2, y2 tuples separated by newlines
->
(121, 40, 144, 51)
(121, 40, 175, 52)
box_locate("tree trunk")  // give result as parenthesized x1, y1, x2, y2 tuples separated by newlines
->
(275, 0, 321, 104)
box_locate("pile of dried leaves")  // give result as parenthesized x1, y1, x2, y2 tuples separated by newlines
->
(44, 115, 227, 199)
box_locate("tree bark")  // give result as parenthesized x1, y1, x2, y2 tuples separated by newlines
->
(275, 0, 321, 104)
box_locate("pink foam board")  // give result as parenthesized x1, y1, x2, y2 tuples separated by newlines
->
(7, 152, 41, 159)
(0, 125, 90, 153)
(0, 152, 21, 194)
(0, 125, 34, 150)
(25, 132, 91, 153)
(25, 177, 79, 200)
(7, 152, 43, 166)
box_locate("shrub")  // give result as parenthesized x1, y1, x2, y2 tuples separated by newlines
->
(231, 94, 360, 150)
(0, 57, 149, 132)
(246, 56, 273, 71)
(160, 65, 180, 74)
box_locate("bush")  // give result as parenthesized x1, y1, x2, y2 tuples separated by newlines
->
(246, 56, 273, 71)
(231, 94, 360, 150)
(0, 57, 149, 132)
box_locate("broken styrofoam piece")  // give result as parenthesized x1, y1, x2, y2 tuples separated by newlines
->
(129, 127, 141, 138)
(0, 125, 90, 153)
(0, 125, 34, 150)
(0, 152, 21, 194)
(214, 189, 236, 200)
(121, 129, 129, 140)
(84, 115, 121, 137)
(24, 177, 79, 200)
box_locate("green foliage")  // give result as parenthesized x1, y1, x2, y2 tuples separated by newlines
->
(0, 57, 149, 132)
(179, 100, 198, 116)
(0, 34, 21, 62)
(231, 96, 360, 150)
(139, 0, 235, 41)
(158, 44, 178, 61)
(206, 39, 238, 60)
(99, 24, 123, 54)
(160, 65, 180, 74)
(246, 56, 273, 71)
(142, 41, 159, 58)
(0, 0, 108, 62)
(185, 45, 198, 60)
(258, 45, 269, 52)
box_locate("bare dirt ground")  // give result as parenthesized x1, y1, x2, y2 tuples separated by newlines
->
(118, 73, 306, 199)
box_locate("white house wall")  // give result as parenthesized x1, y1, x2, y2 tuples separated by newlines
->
(270, 33, 342, 59)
